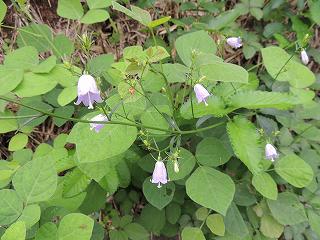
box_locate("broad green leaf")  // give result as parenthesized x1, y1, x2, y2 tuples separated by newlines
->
(0, 110, 18, 133)
(175, 30, 217, 66)
(4, 46, 39, 70)
(109, 230, 128, 240)
(181, 227, 205, 240)
(224, 203, 249, 238)
(140, 108, 169, 135)
(180, 95, 230, 119)
(186, 166, 235, 215)
(0, 0, 7, 23)
(0, 67, 24, 95)
(148, 16, 171, 28)
(208, 7, 243, 30)
(138, 204, 165, 234)
(206, 214, 225, 236)
(145, 46, 170, 63)
(267, 192, 307, 225)
(307, 209, 320, 237)
(57, 86, 77, 106)
(200, 62, 248, 83)
(195, 207, 208, 221)
(46, 64, 78, 87)
(166, 202, 181, 224)
(275, 154, 313, 188)
(0, 189, 23, 225)
(309, 1, 320, 24)
(57, 0, 84, 20)
(1, 221, 26, 240)
(34, 222, 58, 240)
(260, 215, 284, 239)
(12, 155, 57, 203)
(53, 106, 74, 127)
(32, 56, 56, 73)
(62, 168, 91, 198)
(229, 91, 297, 110)
(8, 133, 28, 151)
(261, 46, 315, 88)
(227, 116, 263, 174)
(196, 137, 232, 167)
(167, 148, 196, 181)
(162, 63, 188, 83)
(58, 213, 94, 240)
(252, 172, 277, 200)
(68, 112, 137, 163)
(17, 204, 41, 229)
(87, 54, 114, 77)
(87, 0, 112, 9)
(80, 9, 110, 24)
(17, 24, 53, 52)
(142, 178, 175, 210)
(53, 35, 75, 58)
(14, 72, 57, 97)
(123, 223, 149, 240)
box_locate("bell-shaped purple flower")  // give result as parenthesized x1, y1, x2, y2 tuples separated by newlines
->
(75, 74, 102, 109)
(226, 37, 242, 49)
(90, 114, 108, 133)
(265, 143, 278, 162)
(301, 50, 309, 65)
(194, 84, 210, 106)
(151, 161, 168, 188)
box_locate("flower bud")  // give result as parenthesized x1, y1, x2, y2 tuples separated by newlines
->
(89, 114, 108, 133)
(300, 49, 309, 65)
(226, 37, 242, 49)
(174, 160, 179, 173)
(265, 143, 278, 162)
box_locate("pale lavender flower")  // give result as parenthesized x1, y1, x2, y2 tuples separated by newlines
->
(90, 114, 108, 133)
(301, 49, 309, 65)
(227, 37, 242, 49)
(75, 74, 102, 109)
(194, 84, 210, 106)
(265, 143, 278, 162)
(151, 161, 168, 188)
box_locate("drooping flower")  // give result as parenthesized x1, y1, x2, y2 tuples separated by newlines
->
(75, 74, 102, 109)
(151, 161, 168, 188)
(301, 49, 309, 65)
(265, 143, 278, 162)
(226, 37, 242, 49)
(194, 84, 210, 106)
(89, 114, 108, 133)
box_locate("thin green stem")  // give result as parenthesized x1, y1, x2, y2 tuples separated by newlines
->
(274, 54, 294, 81)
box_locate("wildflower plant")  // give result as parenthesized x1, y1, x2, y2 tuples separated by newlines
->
(0, 0, 319, 240)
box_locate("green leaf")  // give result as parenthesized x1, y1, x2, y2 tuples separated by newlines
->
(57, 0, 84, 20)
(1, 221, 26, 240)
(309, 1, 320, 24)
(260, 215, 284, 239)
(0, 67, 24, 95)
(206, 214, 225, 236)
(123, 223, 149, 240)
(12, 155, 57, 203)
(0, 189, 23, 225)
(57, 86, 77, 106)
(200, 62, 248, 83)
(224, 203, 249, 238)
(68, 112, 137, 163)
(62, 168, 91, 198)
(17, 204, 41, 229)
(87, 54, 114, 77)
(267, 192, 307, 225)
(145, 46, 170, 63)
(34, 222, 58, 240)
(227, 116, 263, 174)
(261, 46, 315, 88)
(110, 230, 128, 240)
(53, 35, 75, 58)
(0, 0, 7, 23)
(165, 202, 181, 224)
(196, 137, 232, 167)
(138, 204, 165, 234)
(58, 213, 94, 240)
(47, 64, 78, 87)
(32, 56, 56, 73)
(167, 148, 196, 181)
(208, 7, 242, 30)
(162, 63, 188, 83)
(14, 72, 57, 97)
(181, 227, 205, 240)
(4, 46, 39, 70)
(307, 209, 320, 237)
(229, 91, 297, 110)
(80, 9, 110, 24)
(275, 154, 313, 188)
(252, 172, 277, 200)
(175, 30, 217, 66)
(195, 207, 208, 221)
(148, 16, 171, 28)
(8, 133, 28, 151)
(186, 166, 235, 215)
(142, 178, 175, 210)
(17, 24, 53, 52)
(0, 110, 18, 133)
(87, 0, 112, 9)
